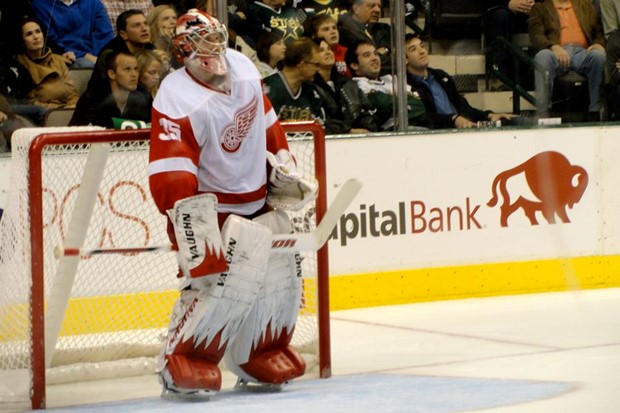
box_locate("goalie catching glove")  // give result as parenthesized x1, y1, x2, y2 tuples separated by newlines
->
(168, 194, 228, 278)
(266, 149, 318, 211)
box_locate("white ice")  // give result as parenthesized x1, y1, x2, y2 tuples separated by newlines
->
(2, 287, 619, 413)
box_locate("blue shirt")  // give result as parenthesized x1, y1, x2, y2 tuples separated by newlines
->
(32, 0, 114, 58)
(413, 72, 456, 115)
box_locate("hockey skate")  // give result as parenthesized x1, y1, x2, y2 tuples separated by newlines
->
(234, 377, 285, 393)
(160, 367, 215, 402)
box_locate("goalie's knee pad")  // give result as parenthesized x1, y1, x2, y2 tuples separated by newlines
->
(160, 215, 273, 392)
(224, 210, 306, 384)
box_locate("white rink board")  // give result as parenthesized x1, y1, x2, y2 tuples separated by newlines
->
(323, 125, 620, 274)
(1, 125, 619, 277)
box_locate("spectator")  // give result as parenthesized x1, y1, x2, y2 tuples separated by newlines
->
(17, 17, 80, 109)
(483, 0, 537, 90)
(0, 2, 35, 103)
(152, 0, 198, 15)
(246, 0, 305, 46)
(89, 9, 154, 91)
(0, 94, 35, 152)
(304, 13, 349, 76)
(297, 0, 348, 21)
(263, 37, 336, 132)
(70, 50, 152, 128)
(147, 4, 177, 63)
(529, 0, 606, 117)
(136, 49, 164, 98)
(101, 0, 153, 35)
(0, 0, 34, 56)
(31, 0, 114, 68)
(255, 31, 287, 78)
(600, 0, 620, 37)
(404, 34, 515, 129)
(0, 9, 48, 128)
(605, 29, 620, 119)
(0, 53, 35, 109)
(227, 0, 252, 46)
(313, 37, 378, 133)
(338, 0, 392, 75)
(346, 39, 426, 131)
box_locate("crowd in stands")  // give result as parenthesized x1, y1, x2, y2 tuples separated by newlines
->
(0, 0, 619, 153)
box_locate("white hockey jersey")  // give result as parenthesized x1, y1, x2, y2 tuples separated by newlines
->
(148, 49, 289, 217)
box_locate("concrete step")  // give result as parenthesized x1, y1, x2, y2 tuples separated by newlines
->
(428, 54, 485, 77)
(463, 90, 536, 114)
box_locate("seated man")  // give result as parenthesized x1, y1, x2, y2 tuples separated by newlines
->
(345, 39, 425, 131)
(70, 50, 152, 128)
(482, 0, 537, 90)
(601, 0, 620, 38)
(89, 9, 155, 91)
(528, 0, 606, 117)
(297, 0, 348, 21)
(263, 37, 348, 134)
(31, 0, 114, 68)
(338, 0, 392, 75)
(404, 34, 516, 129)
(101, 0, 153, 35)
(605, 29, 620, 120)
(246, 0, 305, 46)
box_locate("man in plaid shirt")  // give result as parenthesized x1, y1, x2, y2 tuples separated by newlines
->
(102, 0, 153, 34)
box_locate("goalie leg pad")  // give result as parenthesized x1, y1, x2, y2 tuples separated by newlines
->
(168, 193, 228, 278)
(224, 210, 306, 384)
(160, 215, 273, 392)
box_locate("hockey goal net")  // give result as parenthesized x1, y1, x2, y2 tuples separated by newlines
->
(0, 122, 330, 409)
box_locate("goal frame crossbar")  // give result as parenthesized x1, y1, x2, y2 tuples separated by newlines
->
(27, 122, 331, 409)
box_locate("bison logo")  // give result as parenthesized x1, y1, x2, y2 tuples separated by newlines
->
(487, 151, 588, 227)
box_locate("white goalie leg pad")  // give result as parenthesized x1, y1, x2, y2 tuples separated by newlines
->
(224, 210, 304, 381)
(160, 215, 272, 374)
(168, 194, 228, 278)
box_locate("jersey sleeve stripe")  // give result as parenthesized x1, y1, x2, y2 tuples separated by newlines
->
(265, 108, 278, 128)
(148, 157, 198, 177)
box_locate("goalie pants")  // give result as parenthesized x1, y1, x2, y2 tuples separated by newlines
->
(159, 211, 306, 392)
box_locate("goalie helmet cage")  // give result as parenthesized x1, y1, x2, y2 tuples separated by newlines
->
(0, 122, 330, 410)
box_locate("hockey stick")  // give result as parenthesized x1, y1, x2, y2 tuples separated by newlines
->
(55, 178, 362, 258)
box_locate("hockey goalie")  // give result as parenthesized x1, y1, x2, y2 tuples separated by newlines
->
(147, 9, 317, 399)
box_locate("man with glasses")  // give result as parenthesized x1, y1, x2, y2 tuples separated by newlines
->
(263, 37, 336, 131)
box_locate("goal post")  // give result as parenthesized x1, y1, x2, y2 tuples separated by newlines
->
(0, 122, 330, 410)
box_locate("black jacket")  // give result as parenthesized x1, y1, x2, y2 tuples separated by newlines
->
(313, 68, 380, 133)
(70, 84, 152, 128)
(407, 67, 491, 129)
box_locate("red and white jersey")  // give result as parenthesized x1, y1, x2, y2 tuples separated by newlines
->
(148, 49, 289, 217)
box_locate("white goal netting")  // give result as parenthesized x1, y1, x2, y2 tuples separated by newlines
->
(0, 125, 327, 407)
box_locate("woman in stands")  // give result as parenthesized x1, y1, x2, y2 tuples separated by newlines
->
(304, 14, 349, 77)
(17, 17, 79, 109)
(147, 4, 178, 72)
(136, 49, 164, 98)
(255, 31, 286, 78)
(312, 37, 378, 133)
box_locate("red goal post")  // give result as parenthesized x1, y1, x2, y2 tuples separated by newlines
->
(0, 122, 330, 410)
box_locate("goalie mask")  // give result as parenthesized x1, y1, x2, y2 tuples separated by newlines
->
(173, 9, 229, 80)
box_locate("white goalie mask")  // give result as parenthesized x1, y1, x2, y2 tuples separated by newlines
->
(173, 9, 229, 83)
